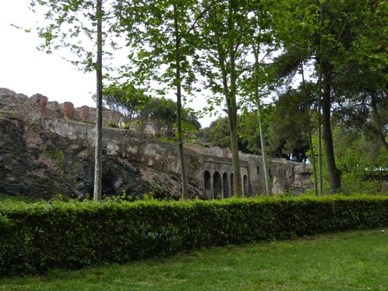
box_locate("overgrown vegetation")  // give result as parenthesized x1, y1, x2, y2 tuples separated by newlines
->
(1, 195, 387, 277)
(44, 143, 65, 168)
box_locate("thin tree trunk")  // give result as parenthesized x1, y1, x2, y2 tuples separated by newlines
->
(174, 4, 188, 199)
(228, 101, 243, 196)
(318, 97, 323, 195)
(257, 101, 270, 195)
(254, 46, 270, 195)
(210, 5, 243, 197)
(301, 64, 318, 195)
(227, 1, 242, 196)
(93, 0, 103, 201)
(370, 90, 388, 150)
(228, 49, 243, 196)
(321, 63, 341, 192)
(317, 1, 325, 194)
(307, 120, 318, 195)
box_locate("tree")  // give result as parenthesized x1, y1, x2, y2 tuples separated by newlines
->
(270, 0, 388, 193)
(101, 83, 151, 126)
(202, 117, 231, 148)
(197, 0, 280, 196)
(143, 97, 201, 138)
(29, 0, 122, 200)
(333, 125, 388, 194)
(116, 0, 208, 199)
(197, 0, 254, 196)
(266, 88, 311, 163)
(331, 0, 388, 152)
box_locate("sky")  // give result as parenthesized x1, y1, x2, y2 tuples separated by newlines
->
(0, 0, 216, 127)
(0, 1, 96, 107)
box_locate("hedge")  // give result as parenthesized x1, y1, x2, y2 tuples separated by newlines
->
(1, 195, 387, 277)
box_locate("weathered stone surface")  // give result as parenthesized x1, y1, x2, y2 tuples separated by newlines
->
(0, 88, 313, 200)
(0, 114, 203, 200)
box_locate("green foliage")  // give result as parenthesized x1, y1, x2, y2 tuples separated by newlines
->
(308, 123, 388, 194)
(266, 85, 316, 162)
(100, 83, 151, 126)
(332, 126, 388, 194)
(106, 123, 119, 128)
(28, 0, 121, 72)
(44, 143, 65, 168)
(1, 196, 388, 277)
(201, 117, 230, 148)
(201, 110, 270, 154)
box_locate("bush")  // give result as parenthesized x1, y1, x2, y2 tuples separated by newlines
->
(106, 123, 119, 128)
(1, 195, 387, 277)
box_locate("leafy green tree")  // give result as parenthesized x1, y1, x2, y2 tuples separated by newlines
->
(101, 83, 151, 126)
(334, 127, 387, 194)
(116, 0, 210, 199)
(197, 0, 256, 196)
(202, 117, 231, 148)
(266, 87, 314, 163)
(201, 111, 269, 155)
(29, 0, 122, 200)
(331, 0, 388, 152)
(270, 0, 388, 193)
(145, 98, 177, 137)
(143, 97, 201, 138)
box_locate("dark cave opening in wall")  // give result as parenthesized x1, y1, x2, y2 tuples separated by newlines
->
(243, 174, 248, 196)
(204, 170, 211, 190)
(223, 172, 229, 198)
(213, 171, 221, 198)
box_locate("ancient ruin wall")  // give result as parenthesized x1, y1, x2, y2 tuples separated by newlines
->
(1, 88, 312, 197)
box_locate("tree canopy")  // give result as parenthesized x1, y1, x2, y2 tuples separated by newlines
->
(28, 0, 388, 196)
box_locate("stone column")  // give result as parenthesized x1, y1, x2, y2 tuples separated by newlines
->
(64, 102, 75, 120)
(40, 96, 48, 119)
(81, 105, 90, 122)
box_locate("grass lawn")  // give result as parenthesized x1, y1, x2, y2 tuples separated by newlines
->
(1, 229, 387, 290)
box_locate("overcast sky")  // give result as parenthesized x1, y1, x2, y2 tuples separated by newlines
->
(0, 0, 97, 108)
(0, 0, 217, 127)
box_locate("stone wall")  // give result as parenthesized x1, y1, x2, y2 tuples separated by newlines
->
(1, 88, 313, 198)
(42, 118, 312, 197)
(0, 88, 119, 125)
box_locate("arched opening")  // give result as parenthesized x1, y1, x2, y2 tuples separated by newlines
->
(223, 172, 229, 198)
(230, 173, 234, 196)
(204, 171, 211, 190)
(243, 175, 249, 196)
(213, 172, 221, 198)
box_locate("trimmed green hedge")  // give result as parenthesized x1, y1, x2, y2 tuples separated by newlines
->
(1, 195, 387, 277)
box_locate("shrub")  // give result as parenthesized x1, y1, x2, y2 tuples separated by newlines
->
(1, 195, 387, 277)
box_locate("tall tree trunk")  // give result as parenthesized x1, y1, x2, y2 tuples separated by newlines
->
(227, 49, 242, 196)
(173, 4, 188, 199)
(370, 90, 388, 150)
(301, 64, 318, 195)
(318, 100, 323, 195)
(228, 97, 243, 196)
(317, 0, 324, 195)
(211, 4, 243, 197)
(321, 62, 341, 192)
(93, 0, 103, 201)
(218, 47, 242, 197)
(307, 120, 318, 195)
(254, 46, 270, 195)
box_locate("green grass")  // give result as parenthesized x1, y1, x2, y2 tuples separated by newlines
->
(1, 229, 387, 290)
